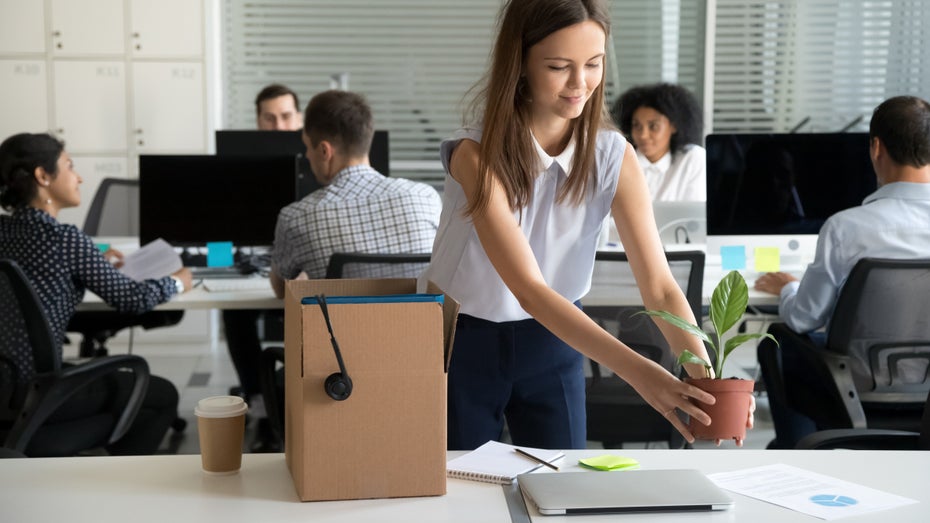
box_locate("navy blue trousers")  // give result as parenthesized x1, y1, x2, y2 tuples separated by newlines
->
(447, 311, 586, 451)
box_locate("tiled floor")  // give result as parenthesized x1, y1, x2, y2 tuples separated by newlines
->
(62, 331, 775, 455)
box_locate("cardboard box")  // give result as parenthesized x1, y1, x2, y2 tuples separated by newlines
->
(283, 278, 458, 502)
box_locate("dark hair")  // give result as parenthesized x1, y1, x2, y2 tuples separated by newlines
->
(254, 84, 300, 116)
(303, 90, 374, 158)
(612, 83, 703, 153)
(465, 0, 612, 216)
(869, 95, 930, 168)
(0, 133, 64, 211)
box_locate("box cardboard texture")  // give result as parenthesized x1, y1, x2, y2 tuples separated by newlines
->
(284, 278, 458, 502)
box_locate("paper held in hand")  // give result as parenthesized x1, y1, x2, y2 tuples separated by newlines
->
(446, 440, 564, 485)
(120, 238, 182, 281)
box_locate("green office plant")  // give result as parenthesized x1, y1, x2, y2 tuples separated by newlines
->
(641, 270, 777, 443)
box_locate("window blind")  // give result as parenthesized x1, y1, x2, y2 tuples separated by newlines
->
(221, 0, 705, 180)
(711, 0, 930, 133)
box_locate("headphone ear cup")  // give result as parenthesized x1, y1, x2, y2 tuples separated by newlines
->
(324, 372, 353, 401)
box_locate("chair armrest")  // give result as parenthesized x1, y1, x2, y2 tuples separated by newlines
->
(796, 428, 920, 450)
(4, 355, 149, 452)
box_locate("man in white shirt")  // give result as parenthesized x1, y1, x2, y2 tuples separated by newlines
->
(754, 95, 930, 448)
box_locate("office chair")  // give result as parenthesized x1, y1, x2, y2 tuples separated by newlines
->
(82, 178, 140, 237)
(324, 251, 432, 279)
(0, 259, 150, 456)
(796, 389, 930, 450)
(758, 258, 930, 441)
(259, 252, 433, 448)
(584, 250, 705, 449)
(69, 177, 184, 358)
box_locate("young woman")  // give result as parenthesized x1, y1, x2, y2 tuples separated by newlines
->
(419, 0, 747, 451)
(0, 132, 192, 455)
(613, 83, 705, 201)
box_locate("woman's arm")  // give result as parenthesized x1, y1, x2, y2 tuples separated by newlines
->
(69, 229, 176, 314)
(449, 139, 714, 442)
(611, 143, 714, 378)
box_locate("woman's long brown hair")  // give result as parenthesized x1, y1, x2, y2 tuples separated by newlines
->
(464, 0, 613, 218)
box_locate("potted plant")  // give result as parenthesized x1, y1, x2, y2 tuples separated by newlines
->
(641, 270, 776, 443)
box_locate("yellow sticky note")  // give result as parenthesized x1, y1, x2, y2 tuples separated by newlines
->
(754, 247, 781, 272)
(578, 455, 640, 471)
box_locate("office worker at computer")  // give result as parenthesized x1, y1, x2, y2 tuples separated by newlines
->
(754, 95, 930, 448)
(0, 132, 192, 455)
(269, 89, 440, 297)
(255, 83, 302, 131)
(419, 0, 740, 451)
(220, 83, 304, 453)
(612, 83, 705, 201)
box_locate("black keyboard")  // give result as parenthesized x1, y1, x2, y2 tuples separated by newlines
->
(189, 266, 244, 279)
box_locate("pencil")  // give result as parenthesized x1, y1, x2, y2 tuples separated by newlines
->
(514, 448, 559, 471)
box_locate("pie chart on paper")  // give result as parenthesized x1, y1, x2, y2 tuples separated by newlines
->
(810, 494, 858, 507)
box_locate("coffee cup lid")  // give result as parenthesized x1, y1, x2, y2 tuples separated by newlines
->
(194, 395, 248, 418)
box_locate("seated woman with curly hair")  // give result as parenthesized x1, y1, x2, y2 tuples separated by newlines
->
(613, 83, 705, 201)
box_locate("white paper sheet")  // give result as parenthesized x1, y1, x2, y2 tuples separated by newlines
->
(119, 238, 182, 281)
(709, 463, 918, 520)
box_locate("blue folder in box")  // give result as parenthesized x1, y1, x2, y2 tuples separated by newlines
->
(301, 294, 444, 305)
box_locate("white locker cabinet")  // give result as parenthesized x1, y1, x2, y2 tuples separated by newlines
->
(130, 0, 203, 58)
(0, 0, 45, 54)
(132, 62, 205, 152)
(0, 60, 49, 139)
(50, 0, 125, 56)
(52, 61, 128, 152)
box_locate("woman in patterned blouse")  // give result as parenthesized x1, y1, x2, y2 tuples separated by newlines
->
(0, 132, 191, 455)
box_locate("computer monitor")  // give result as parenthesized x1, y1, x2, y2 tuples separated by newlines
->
(705, 133, 877, 265)
(214, 129, 390, 197)
(139, 155, 299, 248)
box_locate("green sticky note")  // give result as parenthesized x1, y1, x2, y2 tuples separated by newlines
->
(95, 243, 110, 252)
(578, 455, 640, 471)
(754, 247, 780, 272)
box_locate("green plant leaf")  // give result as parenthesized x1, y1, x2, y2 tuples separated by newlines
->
(676, 350, 711, 369)
(638, 310, 712, 345)
(710, 271, 749, 340)
(722, 332, 778, 362)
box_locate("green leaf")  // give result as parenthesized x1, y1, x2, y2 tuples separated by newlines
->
(722, 332, 777, 362)
(710, 271, 749, 340)
(676, 350, 711, 369)
(638, 310, 712, 345)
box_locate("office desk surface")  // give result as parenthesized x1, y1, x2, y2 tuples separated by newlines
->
(77, 284, 283, 311)
(1, 450, 926, 522)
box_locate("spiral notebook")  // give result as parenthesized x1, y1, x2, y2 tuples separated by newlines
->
(446, 441, 564, 485)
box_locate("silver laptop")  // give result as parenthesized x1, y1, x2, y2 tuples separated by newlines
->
(518, 469, 733, 515)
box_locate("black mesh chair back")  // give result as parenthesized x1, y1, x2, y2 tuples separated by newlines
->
(82, 178, 139, 237)
(325, 252, 432, 279)
(584, 250, 705, 448)
(826, 258, 930, 402)
(0, 259, 150, 456)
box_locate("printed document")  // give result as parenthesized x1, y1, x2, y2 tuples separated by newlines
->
(709, 463, 917, 520)
(120, 239, 182, 281)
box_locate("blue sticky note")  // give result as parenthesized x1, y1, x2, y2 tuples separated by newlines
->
(206, 241, 234, 267)
(720, 245, 746, 270)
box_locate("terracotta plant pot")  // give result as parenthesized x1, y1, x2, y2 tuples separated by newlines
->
(684, 377, 754, 442)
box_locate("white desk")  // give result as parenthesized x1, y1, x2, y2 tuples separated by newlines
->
(77, 284, 282, 311)
(1, 450, 926, 522)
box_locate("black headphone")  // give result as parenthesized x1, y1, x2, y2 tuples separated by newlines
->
(315, 294, 353, 401)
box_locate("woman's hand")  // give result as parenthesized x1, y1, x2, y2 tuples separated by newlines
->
(622, 358, 715, 443)
(172, 267, 193, 293)
(102, 248, 125, 268)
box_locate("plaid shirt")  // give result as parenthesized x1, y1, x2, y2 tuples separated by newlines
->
(272, 165, 441, 279)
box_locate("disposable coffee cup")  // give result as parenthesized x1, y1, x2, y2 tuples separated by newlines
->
(195, 396, 248, 475)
